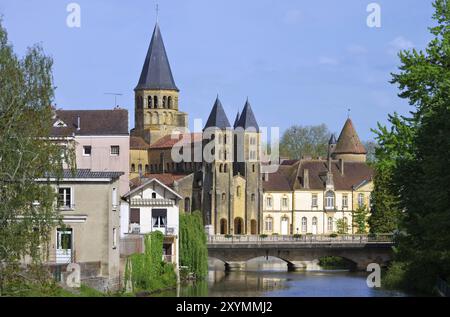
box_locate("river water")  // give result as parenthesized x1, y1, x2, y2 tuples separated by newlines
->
(152, 258, 409, 297)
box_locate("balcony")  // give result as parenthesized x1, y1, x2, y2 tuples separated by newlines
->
(129, 198, 175, 207)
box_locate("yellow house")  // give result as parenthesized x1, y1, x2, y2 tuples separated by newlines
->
(130, 136, 150, 180)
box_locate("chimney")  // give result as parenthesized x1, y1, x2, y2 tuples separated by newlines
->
(77, 116, 81, 131)
(263, 172, 269, 182)
(339, 159, 344, 176)
(303, 169, 309, 189)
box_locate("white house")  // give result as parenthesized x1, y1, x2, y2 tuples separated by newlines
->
(121, 178, 182, 269)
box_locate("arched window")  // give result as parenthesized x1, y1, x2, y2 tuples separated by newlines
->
(153, 96, 158, 108)
(223, 135, 227, 144)
(184, 197, 191, 213)
(223, 164, 228, 173)
(236, 186, 241, 197)
(358, 193, 365, 208)
(265, 217, 273, 232)
(250, 219, 257, 235)
(151, 192, 157, 199)
(148, 96, 152, 108)
(222, 193, 226, 201)
(312, 217, 318, 234)
(266, 196, 273, 209)
(131, 164, 136, 173)
(168, 96, 172, 109)
(219, 164, 223, 173)
(145, 164, 149, 173)
(252, 164, 256, 173)
(251, 193, 255, 202)
(163, 96, 167, 108)
(327, 217, 333, 232)
(220, 219, 227, 235)
(343, 217, 349, 233)
(301, 217, 307, 233)
(234, 217, 244, 235)
(325, 191, 335, 209)
(282, 196, 289, 209)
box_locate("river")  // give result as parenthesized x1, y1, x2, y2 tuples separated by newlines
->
(152, 258, 409, 297)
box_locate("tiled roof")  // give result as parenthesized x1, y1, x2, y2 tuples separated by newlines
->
(149, 133, 202, 149)
(204, 96, 231, 130)
(334, 119, 366, 155)
(130, 136, 149, 149)
(135, 23, 178, 91)
(51, 109, 128, 137)
(130, 173, 187, 189)
(45, 169, 123, 180)
(263, 169, 292, 192)
(235, 99, 259, 132)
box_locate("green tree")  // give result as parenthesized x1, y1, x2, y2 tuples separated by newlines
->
(179, 211, 208, 279)
(373, 0, 450, 293)
(335, 218, 350, 235)
(363, 140, 378, 164)
(0, 20, 74, 295)
(279, 124, 331, 160)
(352, 205, 369, 234)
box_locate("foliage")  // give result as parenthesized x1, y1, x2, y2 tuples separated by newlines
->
(352, 205, 369, 234)
(363, 141, 378, 164)
(259, 234, 268, 239)
(0, 19, 75, 295)
(179, 211, 208, 279)
(124, 231, 177, 293)
(370, 0, 450, 294)
(279, 124, 331, 159)
(335, 218, 350, 234)
(319, 256, 353, 270)
(329, 233, 338, 238)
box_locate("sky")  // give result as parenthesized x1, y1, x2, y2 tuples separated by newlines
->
(0, 0, 436, 141)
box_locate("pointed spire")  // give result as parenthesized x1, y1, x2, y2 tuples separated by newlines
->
(328, 133, 337, 145)
(235, 99, 259, 132)
(135, 23, 178, 91)
(203, 96, 231, 130)
(334, 119, 366, 155)
(233, 110, 240, 128)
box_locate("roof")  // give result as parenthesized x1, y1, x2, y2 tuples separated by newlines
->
(41, 169, 123, 180)
(203, 97, 231, 130)
(294, 160, 373, 191)
(135, 23, 178, 91)
(329, 134, 337, 145)
(235, 99, 259, 132)
(130, 173, 188, 189)
(334, 119, 366, 155)
(51, 109, 128, 137)
(233, 111, 240, 128)
(124, 177, 182, 199)
(149, 133, 202, 149)
(130, 136, 150, 150)
(263, 169, 292, 192)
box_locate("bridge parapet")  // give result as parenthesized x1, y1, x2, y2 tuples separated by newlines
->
(207, 234, 394, 245)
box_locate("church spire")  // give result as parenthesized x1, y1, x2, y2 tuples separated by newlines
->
(235, 99, 259, 132)
(204, 96, 231, 130)
(135, 23, 178, 91)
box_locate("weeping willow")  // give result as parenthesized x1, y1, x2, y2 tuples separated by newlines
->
(124, 231, 176, 293)
(179, 211, 208, 279)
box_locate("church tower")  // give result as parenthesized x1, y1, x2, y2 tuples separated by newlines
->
(202, 97, 233, 235)
(234, 99, 261, 235)
(133, 23, 188, 144)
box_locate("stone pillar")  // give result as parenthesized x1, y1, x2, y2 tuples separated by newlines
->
(225, 262, 247, 272)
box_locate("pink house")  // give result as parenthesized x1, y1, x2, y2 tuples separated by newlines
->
(51, 108, 130, 195)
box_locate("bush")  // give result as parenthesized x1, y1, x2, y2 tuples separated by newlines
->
(319, 256, 353, 270)
(293, 234, 302, 239)
(329, 233, 338, 238)
(259, 234, 268, 239)
(224, 234, 233, 239)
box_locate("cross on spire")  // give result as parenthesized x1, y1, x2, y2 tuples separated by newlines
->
(347, 108, 351, 119)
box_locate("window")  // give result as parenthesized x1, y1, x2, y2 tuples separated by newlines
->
(130, 208, 140, 224)
(266, 196, 273, 209)
(154, 96, 158, 108)
(282, 197, 289, 209)
(222, 193, 226, 201)
(58, 187, 72, 209)
(265, 217, 273, 232)
(151, 192, 157, 199)
(325, 191, 335, 209)
(148, 96, 152, 108)
(110, 145, 120, 156)
(223, 164, 228, 173)
(252, 164, 256, 173)
(168, 96, 172, 109)
(342, 194, 348, 208)
(152, 210, 167, 228)
(145, 164, 149, 173)
(327, 217, 333, 232)
(131, 164, 136, 173)
(312, 194, 318, 208)
(113, 228, 117, 249)
(312, 217, 318, 226)
(184, 197, 191, 212)
(112, 187, 117, 208)
(301, 217, 307, 233)
(358, 193, 365, 208)
(138, 164, 142, 175)
(83, 145, 92, 156)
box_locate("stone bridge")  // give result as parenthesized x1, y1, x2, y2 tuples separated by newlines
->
(207, 235, 394, 271)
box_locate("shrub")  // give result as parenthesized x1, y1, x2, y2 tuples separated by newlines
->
(259, 234, 268, 239)
(329, 233, 338, 238)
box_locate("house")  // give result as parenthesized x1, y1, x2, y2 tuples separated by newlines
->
(121, 178, 181, 270)
(51, 108, 130, 196)
(36, 169, 123, 291)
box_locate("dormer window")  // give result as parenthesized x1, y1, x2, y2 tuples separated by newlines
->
(53, 119, 67, 128)
(325, 191, 335, 209)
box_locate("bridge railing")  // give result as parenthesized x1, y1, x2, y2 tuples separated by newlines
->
(207, 234, 394, 244)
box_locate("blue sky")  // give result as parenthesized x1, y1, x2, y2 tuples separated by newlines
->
(0, 0, 436, 141)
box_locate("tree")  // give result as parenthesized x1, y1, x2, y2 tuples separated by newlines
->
(352, 205, 369, 234)
(279, 124, 331, 160)
(0, 20, 74, 295)
(372, 0, 450, 293)
(363, 140, 378, 164)
(335, 218, 350, 235)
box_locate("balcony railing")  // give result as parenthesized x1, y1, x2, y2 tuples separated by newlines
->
(207, 234, 394, 244)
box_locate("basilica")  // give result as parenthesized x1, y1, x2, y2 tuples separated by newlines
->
(129, 22, 373, 236)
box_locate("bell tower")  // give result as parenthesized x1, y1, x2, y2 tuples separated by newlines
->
(133, 22, 188, 144)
